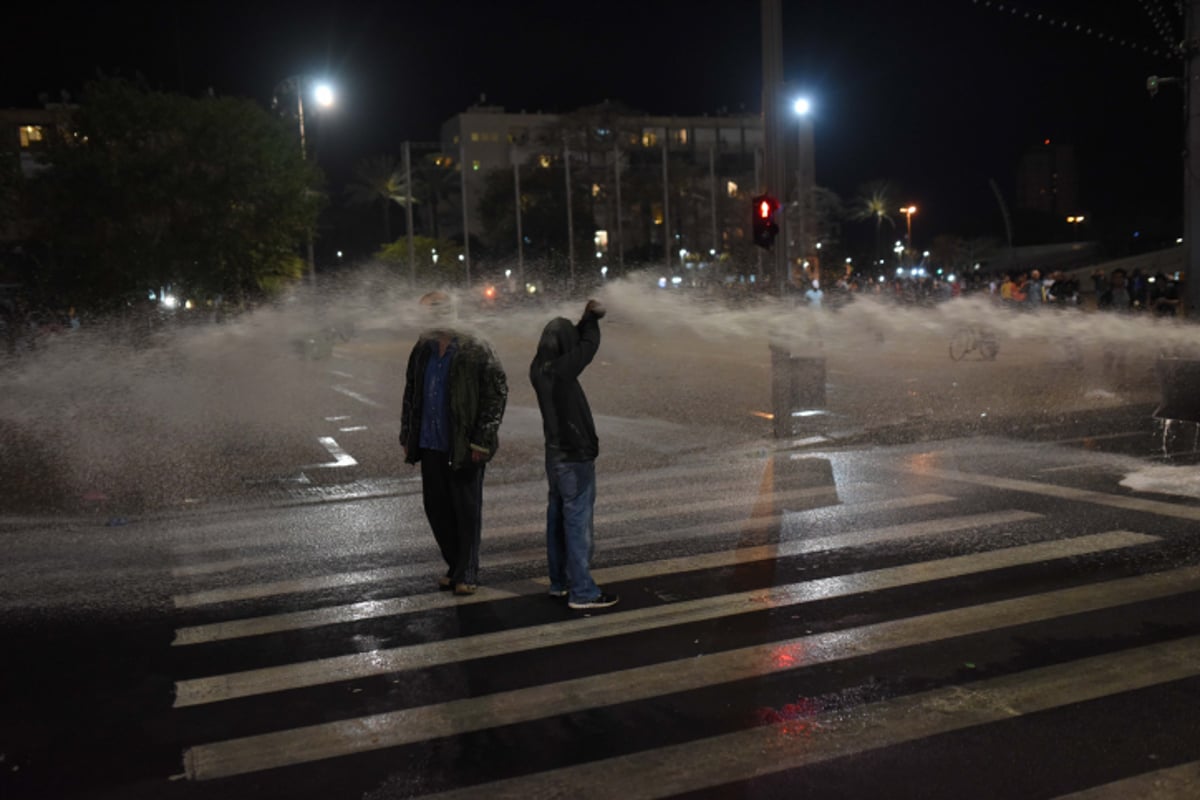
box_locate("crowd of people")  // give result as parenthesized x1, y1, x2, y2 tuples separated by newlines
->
(0, 297, 79, 358)
(787, 264, 1187, 315)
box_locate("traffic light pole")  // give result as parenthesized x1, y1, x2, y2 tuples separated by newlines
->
(1186, 0, 1200, 317)
(762, 0, 788, 296)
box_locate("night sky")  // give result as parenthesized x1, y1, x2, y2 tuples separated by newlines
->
(4, 0, 1185, 251)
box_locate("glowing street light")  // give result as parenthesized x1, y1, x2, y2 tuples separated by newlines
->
(793, 97, 812, 116)
(900, 205, 917, 256)
(1066, 214, 1086, 242)
(313, 83, 335, 108)
(276, 75, 337, 285)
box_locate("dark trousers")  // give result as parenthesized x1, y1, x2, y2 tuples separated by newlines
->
(420, 452, 485, 585)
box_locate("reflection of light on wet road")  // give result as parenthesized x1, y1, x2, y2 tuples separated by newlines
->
(905, 452, 939, 473)
(770, 642, 805, 668)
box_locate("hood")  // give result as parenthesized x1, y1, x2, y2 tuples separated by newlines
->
(535, 317, 577, 363)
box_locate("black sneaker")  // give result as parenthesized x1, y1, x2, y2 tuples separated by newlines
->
(568, 593, 619, 610)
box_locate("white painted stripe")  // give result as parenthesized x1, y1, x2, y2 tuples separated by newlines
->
(330, 385, 383, 408)
(329, 370, 354, 379)
(1054, 761, 1200, 799)
(181, 567, 1200, 780)
(1038, 464, 1105, 474)
(585, 508, 1042, 586)
(173, 587, 518, 646)
(171, 506, 1025, 608)
(418, 638, 1200, 800)
(168, 473, 845, 557)
(324, 415, 351, 421)
(169, 480, 852, 574)
(790, 436, 830, 447)
(904, 466, 1200, 521)
(1052, 431, 1150, 445)
(338, 426, 368, 432)
(173, 531, 1153, 705)
(171, 494, 961, 636)
(166, 458, 796, 551)
(173, 478, 861, 558)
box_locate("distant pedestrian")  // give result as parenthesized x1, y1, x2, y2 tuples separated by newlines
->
(804, 279, 823, 308)
(400, 291, 508, 595)
(529, 299, 618, 610)
(1153, 274, 1182, 317)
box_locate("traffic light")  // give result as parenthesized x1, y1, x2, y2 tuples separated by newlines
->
(752, 194, 780, 248)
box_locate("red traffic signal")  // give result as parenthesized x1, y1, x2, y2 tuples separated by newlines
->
(752, 193, 780, 248)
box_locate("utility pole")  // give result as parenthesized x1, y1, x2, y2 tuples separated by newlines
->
(459, 142, 471, 288)
(662, 140, 672, 272)
(296, 84, 317, 287)
(614, 144, 624, 272)
(709, 145, 719, 257)
(565, 136, 576, 291)
(513, 144, 524, 287)
(404, 141, 415, 288)
(762, 0, 788, 295)
(1186, 0, 1200, 316)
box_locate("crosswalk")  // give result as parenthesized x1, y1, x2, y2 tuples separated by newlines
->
(164, 450, 1200, 798)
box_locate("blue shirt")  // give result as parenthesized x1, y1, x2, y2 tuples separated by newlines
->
(419, 339, 456, 452)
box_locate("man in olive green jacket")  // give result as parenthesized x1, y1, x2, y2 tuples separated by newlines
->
(400, 292, 508, 594)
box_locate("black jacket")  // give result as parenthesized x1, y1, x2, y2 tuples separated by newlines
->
(529, 313, 600, 462)
(400, 330, 508, 469)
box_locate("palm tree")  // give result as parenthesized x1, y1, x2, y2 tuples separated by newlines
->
(851, 181, 896, 268)
(345, 156, 415, 245)
(413, 154, 459, 241)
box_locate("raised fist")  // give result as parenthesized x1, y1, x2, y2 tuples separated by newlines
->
(584, 299, 607, 319)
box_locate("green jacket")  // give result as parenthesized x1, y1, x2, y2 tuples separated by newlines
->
(400, 330, 508, 468)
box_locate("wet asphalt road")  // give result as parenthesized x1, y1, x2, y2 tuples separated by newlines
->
(2, 295, 1200, 798)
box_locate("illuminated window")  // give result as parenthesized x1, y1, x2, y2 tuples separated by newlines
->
(591, 183, 601, 197)
(594, 230, 609, 249)
(726, 180, 738, 197)
(472, 160, 480, 171)
(452, 135, 460, 144)
(538, 154, 552, 168)
(19, 125, 45, 148)
(653, 203, 664, 225)
(642, 129, 659, 147)
(673, 128, 688, 145)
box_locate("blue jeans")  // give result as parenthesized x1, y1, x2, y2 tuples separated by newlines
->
(545, 458, 599, 603)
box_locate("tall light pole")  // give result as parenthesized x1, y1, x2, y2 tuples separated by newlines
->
(1066, 214, 1085, 243)
(901, 205, 917, 261)
(279, 77, 335, 286)
(793, 96, 814, 281)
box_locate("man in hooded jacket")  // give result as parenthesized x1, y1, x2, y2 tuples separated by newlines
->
(529, 299, 618, 610)
(401, 291, 508, 595)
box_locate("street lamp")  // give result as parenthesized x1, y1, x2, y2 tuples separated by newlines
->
(1066, 214, 1085, 242)
(900, 205, 917, 257)
(792, 97, 815, 279)
(276, 76, 336, 285)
